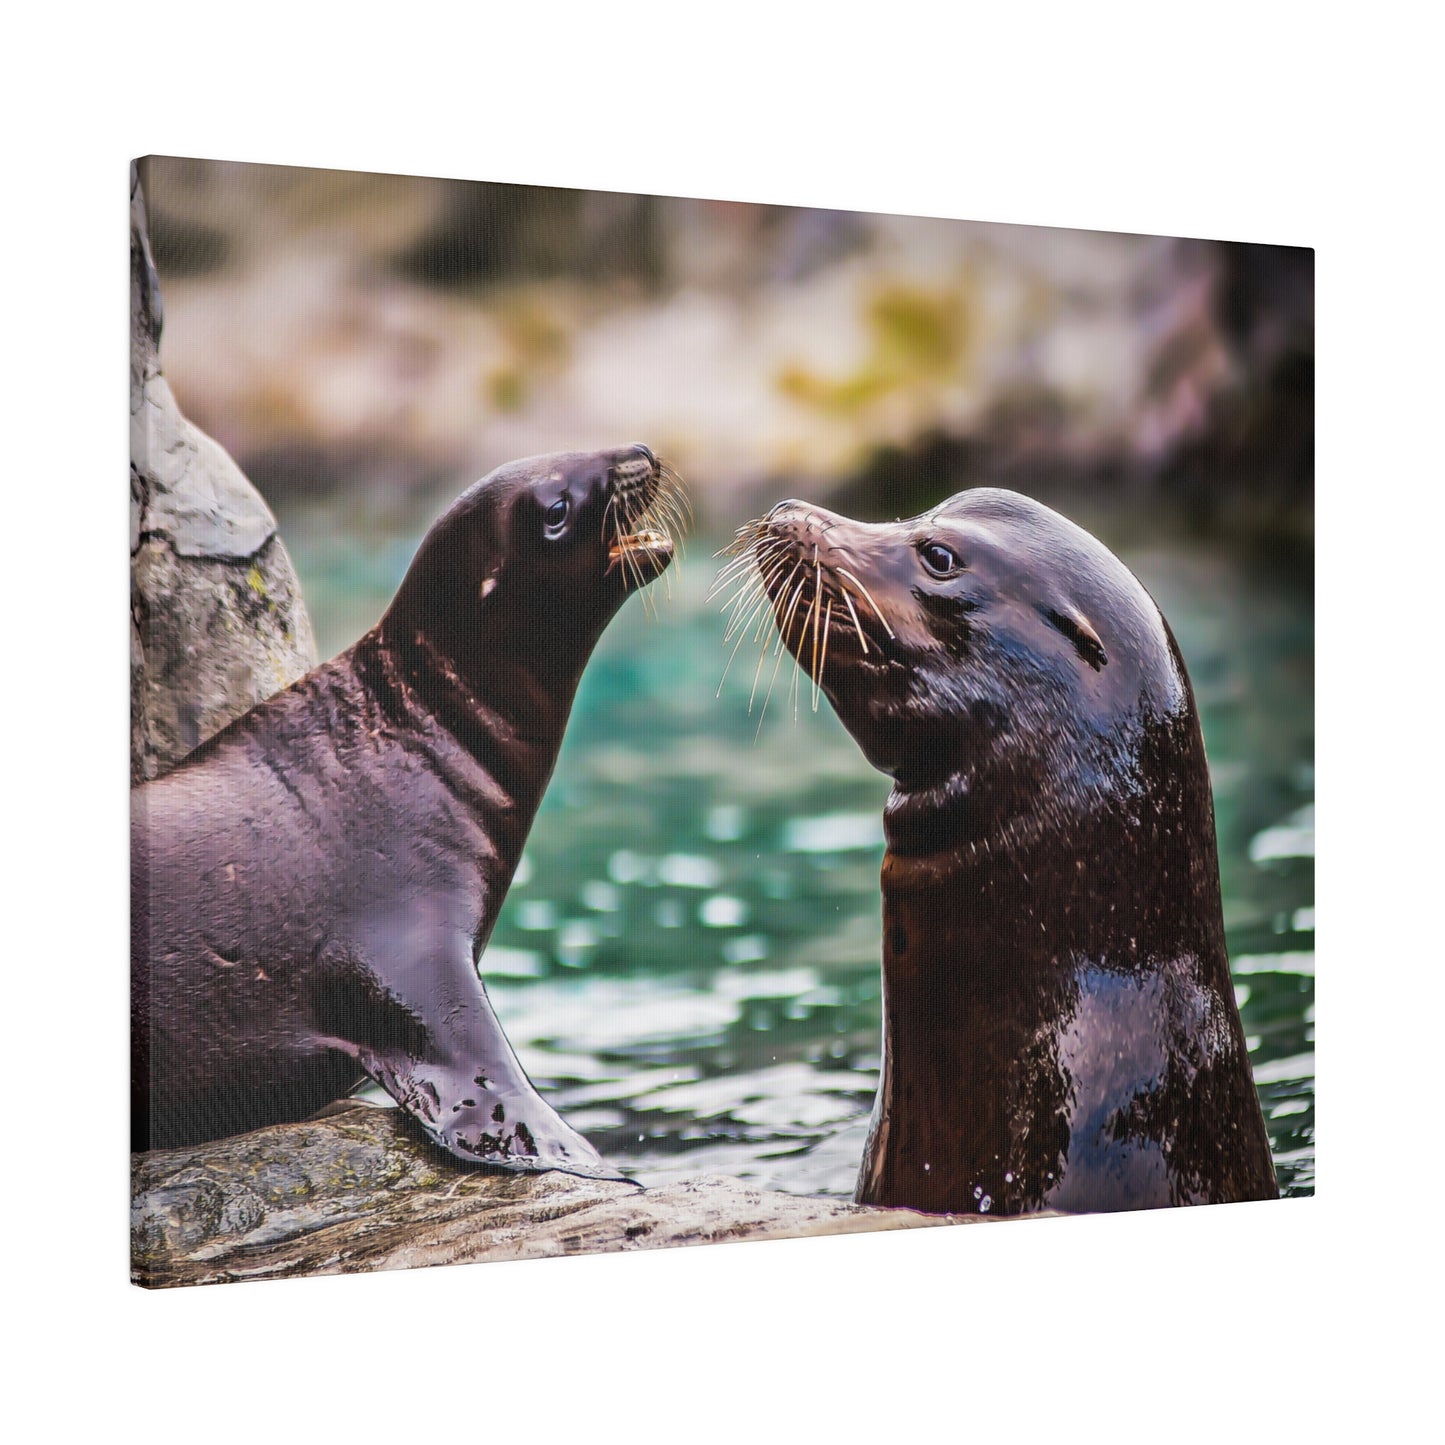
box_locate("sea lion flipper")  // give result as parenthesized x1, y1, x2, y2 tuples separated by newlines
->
(334, 925, 627, 1182)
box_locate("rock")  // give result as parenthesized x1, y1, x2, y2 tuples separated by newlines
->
(130, 161, 317, 783)
(130, 1103, 968, 1288)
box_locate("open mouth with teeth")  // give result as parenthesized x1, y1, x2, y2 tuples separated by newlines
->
(605, 455, 689, 594)
(609, 527, 673, 564)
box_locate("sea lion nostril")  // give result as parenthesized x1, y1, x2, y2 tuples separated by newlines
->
(631, 442, 656, 468)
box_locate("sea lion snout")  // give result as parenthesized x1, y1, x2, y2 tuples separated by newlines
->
(748, 501, 901, 659)
(611, 443, 657, 489)
(761, 498, 850, 541)
(601, 444, 685, 586)
(711, 498, 913, 761)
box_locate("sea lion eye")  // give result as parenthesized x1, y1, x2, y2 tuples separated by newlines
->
(919, 541, 960, 577)
(544, 495, 570, 534)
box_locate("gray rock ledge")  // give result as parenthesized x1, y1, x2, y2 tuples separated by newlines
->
(130, 160, 318, 782)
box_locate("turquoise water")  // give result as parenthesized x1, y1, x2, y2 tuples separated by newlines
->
(289, 508, 1315, 1200)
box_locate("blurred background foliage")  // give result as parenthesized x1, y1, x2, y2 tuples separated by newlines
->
(139, 157, 1311, 558)
(138, 158, 1313, 1198)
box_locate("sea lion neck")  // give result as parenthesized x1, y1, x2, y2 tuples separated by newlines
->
(861, 703, 1271, 1215)
(882, 703, 1224, 943)
(373, 598, 593, 726)
(880, 733, 1112, 877)
(358, 619, 579, 838)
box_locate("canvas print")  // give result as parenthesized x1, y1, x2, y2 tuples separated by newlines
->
(130, 158, 1313, 1287)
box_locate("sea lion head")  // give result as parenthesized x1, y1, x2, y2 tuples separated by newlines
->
(723, 488, 1189, 854)
(384, 443, 684, 677)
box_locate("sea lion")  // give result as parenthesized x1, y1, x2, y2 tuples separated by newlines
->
(717, 489, 1278, 1213)
(132, 444, 685, 1178)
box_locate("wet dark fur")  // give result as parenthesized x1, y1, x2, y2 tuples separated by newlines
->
(727, 489, 1278, 1213)
(132, 446, 677, 1177)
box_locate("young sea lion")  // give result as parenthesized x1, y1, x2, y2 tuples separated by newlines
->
(132, 444, 685, 1177)
(717, 489, 1278, 1213)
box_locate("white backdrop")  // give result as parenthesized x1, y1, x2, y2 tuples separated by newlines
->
(5, 4, 1434, 1438)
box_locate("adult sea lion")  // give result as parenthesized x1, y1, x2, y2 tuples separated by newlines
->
(132, 444, 685, 1177)
(717, 489, 1278, 1213)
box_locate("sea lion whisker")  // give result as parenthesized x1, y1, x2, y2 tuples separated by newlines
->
(625, 534, 657, 618)
(655, 502, 677, 597)
(721, 579, 768, 638)
(752, 554, 800, 628)
(604, 485, 629, 551)
(667, 505, 689, 565)
(717, 527, 759, 560)
(814, 599, 833, 711)
(628, 485, 667, 614)
(747, 619, 776, 714)
(737, 549, 792, 610)
(839, 587, 871, 654)
(810, 553, 823, 708)
(780, 574, 809, 644)
(713, 537, 782, 589)
(653, 490, 687, 564)
(657, 461, 693, 526)
(773, 573, 808, 657)
(614, 519, 641, 587)
(795, 589, 819, 723)
(708, 552, 766, 597)
(755, 575, 808, 721)
(756, 624, 795, 732)
(720, 569, 762, 609)
(632, 528, 669, 606)
(722, 555, 787, 634)
(716, 588, 780, 696)
(723, 518, 773, 560)
(667, 485, 694, 541)
(603, 489, 623, 553)
(745, 558, 801, 711)
(727, 585, 777, 653)
(836, 567, 895, 638)
(718, 554, 781, 623)
(710, 561, 763, 604)
(783, 576, 817, 724)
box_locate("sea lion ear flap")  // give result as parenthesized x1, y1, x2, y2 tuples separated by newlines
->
(1046, 604, 1108, 670)
(469, 506, 506, 603)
